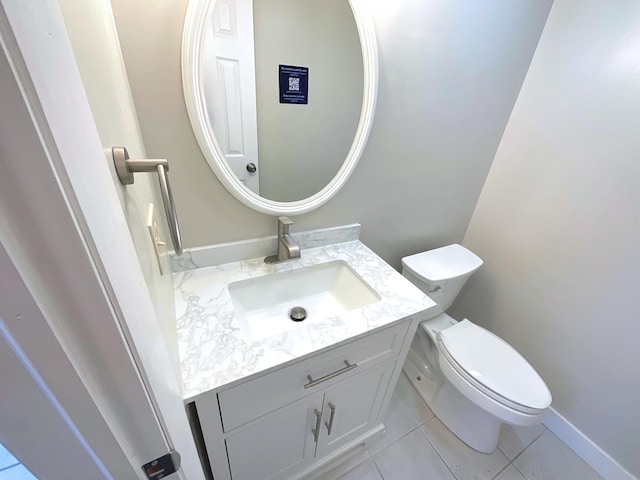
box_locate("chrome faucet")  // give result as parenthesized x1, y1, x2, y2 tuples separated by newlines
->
(265, 216, 301, 264)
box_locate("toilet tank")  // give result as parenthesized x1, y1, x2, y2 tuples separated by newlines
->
(401, 244, 483, 312)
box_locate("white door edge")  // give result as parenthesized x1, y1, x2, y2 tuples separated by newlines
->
(0, 1, 204, 479)
(0, 244, 125, 480)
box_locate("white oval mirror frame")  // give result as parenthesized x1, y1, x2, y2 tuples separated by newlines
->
(182, 0, 378, 215)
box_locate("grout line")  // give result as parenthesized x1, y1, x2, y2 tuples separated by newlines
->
(493, 425, 549, 479)
(490, 461, 513, 480)
(368, 422, 424, 457)
(393, 373, 459, 478)
(509, 428, 548, 465)
(507, 430, 551, 480)
(0, 463, 20, 474)
(523, 429, 605, 478)
(511, 460, 530, 480)
(416, 423, 460, 480)
(371, 457, 386, 480)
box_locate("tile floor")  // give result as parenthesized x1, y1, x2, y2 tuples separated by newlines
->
(0, 373, 605, 480)
(318, 372, 603, 480)
(0, 443, 37, 480)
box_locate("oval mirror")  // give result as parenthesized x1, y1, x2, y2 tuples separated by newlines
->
(182, 0, 378, 215)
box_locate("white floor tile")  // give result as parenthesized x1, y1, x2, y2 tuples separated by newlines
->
(312, 450, 371, 480)
(367, 378, 423, 455)
(497, 423, 547, 460)
(493, 465, 527, 480)
(513, 430, 603, 480)
(0, 444, 18, 471)
(0, 464, 37, 480)
(420, 418, 509, 480)
(335, 460, 383, 480)
(373, 429, 455, 480)
(316, 376, 604, 480)
(393, 372, 435, 425)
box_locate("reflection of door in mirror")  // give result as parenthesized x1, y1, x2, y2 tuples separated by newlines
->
(183, 0, 376, 213)
(205, 0, 260, 194)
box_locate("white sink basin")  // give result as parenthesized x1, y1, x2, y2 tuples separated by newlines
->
(228, 260, 381, 341)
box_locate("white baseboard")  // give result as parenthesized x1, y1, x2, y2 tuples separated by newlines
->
(543, 407, 637, 480)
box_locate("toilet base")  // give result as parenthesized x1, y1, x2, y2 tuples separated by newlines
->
(403, 356, 501, 453)
(430, 381, 502, 453)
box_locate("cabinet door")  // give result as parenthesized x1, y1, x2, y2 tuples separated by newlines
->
(316, 360, 395, 457)
(225, 393, 324, 480)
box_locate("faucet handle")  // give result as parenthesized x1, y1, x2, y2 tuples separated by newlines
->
(265, 216, 300, 264)
(278, 216, 293, 235)
(278, 216, 294, 226)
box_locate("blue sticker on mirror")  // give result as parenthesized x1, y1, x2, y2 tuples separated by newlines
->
(279, 65, 308, 104)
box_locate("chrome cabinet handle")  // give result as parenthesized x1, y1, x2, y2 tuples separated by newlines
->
(312, 408, 322, 443)
(112, 147, 183, 255)
(304, 360, 357, 389)
(324, 402, 336, 436)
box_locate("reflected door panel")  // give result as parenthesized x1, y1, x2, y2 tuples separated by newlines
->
(204, 0, 260, 193)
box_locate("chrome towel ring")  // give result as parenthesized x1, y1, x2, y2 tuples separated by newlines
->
(112, 147, 183, 255)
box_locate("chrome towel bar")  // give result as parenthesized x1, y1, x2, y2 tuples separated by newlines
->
(112, 146, 183, 255)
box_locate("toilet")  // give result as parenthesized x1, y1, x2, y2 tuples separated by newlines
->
(401, 244, 551, 453)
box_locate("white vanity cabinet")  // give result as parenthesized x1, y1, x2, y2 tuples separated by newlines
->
(224, 361, 393, 480)
(313, 359, 394, 458)
(225, 391, 324, 480)
(192, 319, 416, 480)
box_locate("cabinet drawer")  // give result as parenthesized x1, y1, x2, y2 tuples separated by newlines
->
(218, 321, 409, 432)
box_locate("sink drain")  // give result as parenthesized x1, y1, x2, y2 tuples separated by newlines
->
(289, 306, 307, 322)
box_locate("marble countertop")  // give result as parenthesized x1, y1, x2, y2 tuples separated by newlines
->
(174, 240, 437, 401)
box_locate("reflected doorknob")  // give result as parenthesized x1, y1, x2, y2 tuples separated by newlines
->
(246, 162, 257, 173)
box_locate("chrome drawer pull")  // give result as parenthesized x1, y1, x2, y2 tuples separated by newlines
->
(325, 402, 336, 436)
(304, 360, 357, 389)
(312, 408, 322, 443)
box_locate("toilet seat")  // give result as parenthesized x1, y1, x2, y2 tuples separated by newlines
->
(435, 320, 551, 416)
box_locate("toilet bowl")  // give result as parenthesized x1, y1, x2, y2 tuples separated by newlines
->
(401, 245, 551, 453)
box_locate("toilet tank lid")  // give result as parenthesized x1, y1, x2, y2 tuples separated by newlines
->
(402, 244, 483, 282)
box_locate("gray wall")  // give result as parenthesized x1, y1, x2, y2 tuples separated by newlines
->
(111, 0, 551, 269)
(59, 0, 181, 383)
(453, 0, 640, 475)
(253, 0, 362, 201)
